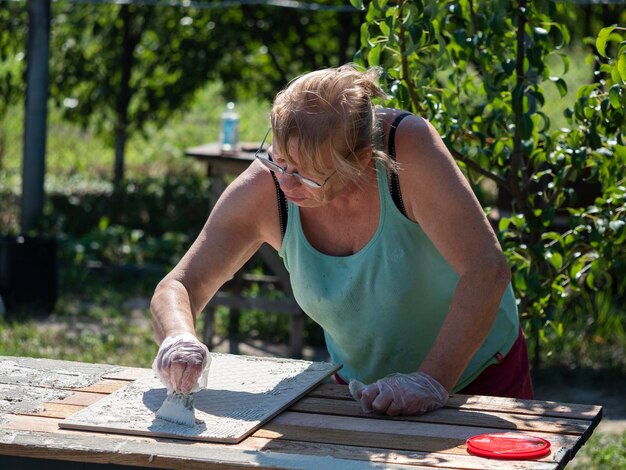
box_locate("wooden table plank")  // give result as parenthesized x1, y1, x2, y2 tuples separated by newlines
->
(47, 390, 108, 407)
(310, 384, 603, 420)
(32, 402, 85, 419)
(77, 378, 133, 394)
(290, 396, 593, 435)
(0, 383, 70, 415)
(0, 424, 424, 469)
(260, 411, 578, 462)
(1, 414, 557, 470)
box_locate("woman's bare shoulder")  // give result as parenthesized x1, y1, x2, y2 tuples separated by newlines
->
(375, 108, 431, 152)
(208, 161, 283, 250)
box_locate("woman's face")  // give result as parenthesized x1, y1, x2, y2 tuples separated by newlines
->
(269, 139, 346, 207)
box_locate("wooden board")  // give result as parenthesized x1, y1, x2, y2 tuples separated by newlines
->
(59, 353, 339, 443)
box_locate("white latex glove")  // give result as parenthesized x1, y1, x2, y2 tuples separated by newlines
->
(152, 332, 211, 395)
(349, 371, 448, 416)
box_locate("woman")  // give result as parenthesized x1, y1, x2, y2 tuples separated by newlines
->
(151, 64, 533, 416)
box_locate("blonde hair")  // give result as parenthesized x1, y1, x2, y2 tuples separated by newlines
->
(270, 64, 394, 184)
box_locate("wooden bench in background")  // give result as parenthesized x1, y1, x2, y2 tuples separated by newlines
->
(202, 245, 306, 359)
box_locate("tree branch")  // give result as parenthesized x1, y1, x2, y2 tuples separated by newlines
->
(509, 0, 533, 218)
(449, 146, 508, 188)
(468, 0, 479, 35)
(397, 0, 421, 114)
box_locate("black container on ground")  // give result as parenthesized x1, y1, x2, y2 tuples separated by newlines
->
(0, 236, 57, 316)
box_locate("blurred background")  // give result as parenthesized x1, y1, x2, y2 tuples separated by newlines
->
(0, 1, 624, 467)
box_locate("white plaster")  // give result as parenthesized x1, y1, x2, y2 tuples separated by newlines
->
(60, 353, 338, 443)
(0, 383, 69, 414)
(0, 357, 121, 389)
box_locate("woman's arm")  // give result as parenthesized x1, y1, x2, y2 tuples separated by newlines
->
(151, 161, 282, 343)
(394, 114, 512, 392)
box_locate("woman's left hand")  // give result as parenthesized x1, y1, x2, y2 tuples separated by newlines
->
(349, 371, 448, 416)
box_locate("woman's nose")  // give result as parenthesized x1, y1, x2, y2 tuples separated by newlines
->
(278, 172, 298, 190)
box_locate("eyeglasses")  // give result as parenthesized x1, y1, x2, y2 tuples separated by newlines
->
(254, 128, 336, 189)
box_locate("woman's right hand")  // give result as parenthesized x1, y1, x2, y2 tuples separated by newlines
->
(152, 332, 211, 394)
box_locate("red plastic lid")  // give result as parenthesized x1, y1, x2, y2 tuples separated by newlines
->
(466, 432, 551, 460)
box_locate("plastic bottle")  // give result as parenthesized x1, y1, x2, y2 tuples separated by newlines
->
(220, 102, 240, 152)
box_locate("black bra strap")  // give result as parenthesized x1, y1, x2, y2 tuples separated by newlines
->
(270, 168, 289, 239)
(388, 113, 411, 218)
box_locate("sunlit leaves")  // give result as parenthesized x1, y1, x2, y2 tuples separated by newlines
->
(355, 0, 626, 367)
(596, 25, 617, 58)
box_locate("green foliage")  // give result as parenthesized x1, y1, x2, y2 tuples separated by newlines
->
(0, 3, 26, 119)
(355, 0, 626, 368)
(41, 1, 361, 185)
(45, 174, 210, 236)
(572, 430, 626, 470)
(50, 2, 226, 139)
(0, 2, 27, 168)
(218, 2, 362, 100)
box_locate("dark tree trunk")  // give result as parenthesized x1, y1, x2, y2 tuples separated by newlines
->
(113, 4, 145, 191)
(21, 0, 50, 233)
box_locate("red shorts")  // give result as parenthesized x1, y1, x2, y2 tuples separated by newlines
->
(457, 328, 534, 399)
(334, 328, 534, 399)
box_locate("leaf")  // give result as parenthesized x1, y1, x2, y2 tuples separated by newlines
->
(499, 218, 511, 231)
(549, 76, 568, 97)
(372, 0, 389, 12)
(519, 113, 534, 139)
(596, 26, 616, 58)
(368, 44, 381, 66)
(546, 251, 563, 270)
(617, 52, 626, 83)
(615, 144, 626, 161)
(609, 220, 625, 233)
(360, 23, 370, 48)
(609, 85, 622, 109)
(98, 216, 110, 231)
(350, 0, 364, 10)
(611, 63, 622, 85)
(512, 214, 526, 229)
(512, 83, 524, 113)
(380, 19, 391, 36)
(575, 83, 598, 101)
(555, 24, 570, 49)
(559, 52, 570, 74)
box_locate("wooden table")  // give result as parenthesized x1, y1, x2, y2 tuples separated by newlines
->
(0, 356, 603, 469)
(184, 142, 258, 205)
(184, 143, 306, 358)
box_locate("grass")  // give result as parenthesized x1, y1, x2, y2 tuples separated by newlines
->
(572, 431, 626, 469)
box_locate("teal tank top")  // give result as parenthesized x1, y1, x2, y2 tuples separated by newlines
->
(278, 160, 519, 392)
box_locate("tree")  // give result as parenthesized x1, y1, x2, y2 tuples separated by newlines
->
(352, 0, 626, 368)
(217, 1, 362, 100)
(48, 1, 362, 190)
(49, 2, 235, 190)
